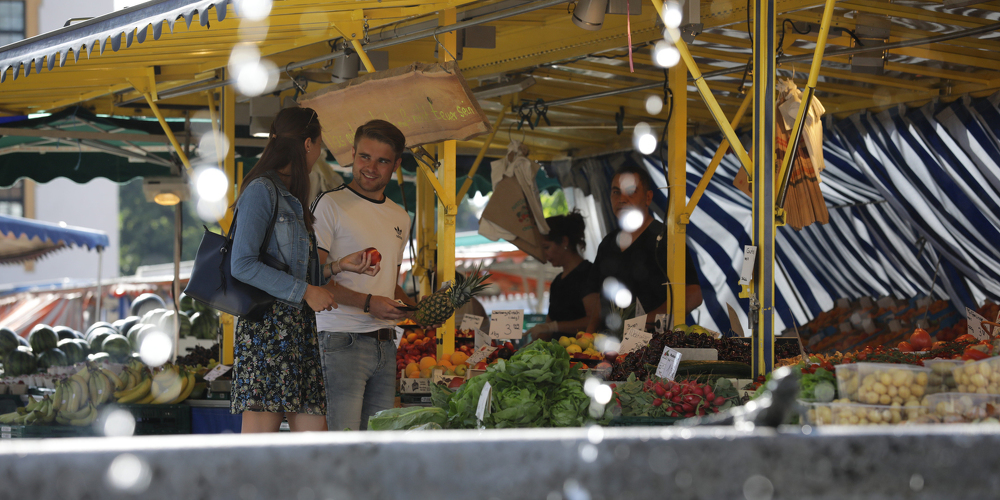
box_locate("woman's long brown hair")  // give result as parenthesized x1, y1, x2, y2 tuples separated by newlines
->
(235, 106, 321, 230)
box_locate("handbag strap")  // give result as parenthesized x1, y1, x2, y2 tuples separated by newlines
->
(227, 177, 281, 257)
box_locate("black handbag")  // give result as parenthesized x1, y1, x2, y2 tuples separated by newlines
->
(184, 179, 290, 320)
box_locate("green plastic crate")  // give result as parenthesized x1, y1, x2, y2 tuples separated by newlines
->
(607, 416, 683, 427)
(119, 404, 192, 435)
(1, 424, 96, 439)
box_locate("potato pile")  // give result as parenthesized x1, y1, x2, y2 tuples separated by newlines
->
(925, 360, 961, 395)
(952, 358, 1000, 394)
(806, 399, 928, 426)
(857, 365, 929, 405)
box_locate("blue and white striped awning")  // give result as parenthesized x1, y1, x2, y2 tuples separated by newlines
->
(0, 214, 109, 264)
(575, 91, 1000, 335)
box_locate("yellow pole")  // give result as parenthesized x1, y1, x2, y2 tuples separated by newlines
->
(207, 90, 223, 169)
(776, 0, 837, 206)
(456, 108, 507, 203)
(650, 0, 754, 175)
(139, 93, 193, 175)
(437, 7, 458, 359)
(683, 93, 753, 220)
(666, 63, 688, 325)
(220, 79, 237, 366)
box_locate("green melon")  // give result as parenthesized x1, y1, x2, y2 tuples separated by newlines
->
(88, 326, 117, 353)
(141, 308, 169, 328)
(28, 324, 58, 353)
(0, 328, 19, 356)
(102, 334, 132, 363)
(4, 346, 36, 377)
(16, 335, 28, 347)
(87, 352, 110, 364)
(119, 316, 140, 336)
(57, 339, 86, 365)
(36, 348, 69, 371)
(85, 321, 115, 337)
(190, 312, 220, 340)
(54, 326, 77, 341)
(131, 293, 166, 317)
(179, 293, 195, 312)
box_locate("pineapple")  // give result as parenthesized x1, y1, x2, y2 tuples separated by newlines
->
(415, 263, 492, 326)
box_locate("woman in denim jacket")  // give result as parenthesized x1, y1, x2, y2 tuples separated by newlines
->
(230, 107, 377, 433)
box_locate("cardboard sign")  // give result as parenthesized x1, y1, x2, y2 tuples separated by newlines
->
(474, 329, 491, 349)
(967, 307, 989, 341)
(467, 345, 496, 365)
(298, 61, 491, 167)
(738, 246, 757, 285)
(654, 314, 671, 334)
(727, 303, 746, 337)
(655, 347, 683, 381)
(460, 314, 485, 332)
(476, 381, 493, 424)
(619, 328, 652, 354)
(394, 326, 404, 348)
(490, 310, 524, 339)
(400, 377, 432, 394)
(479, 175, 547, 263)
(202, 365, 231, 383)
(623, 314, 647, 336)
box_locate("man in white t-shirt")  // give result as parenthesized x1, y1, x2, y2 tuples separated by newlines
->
(312, 119, 417, 431)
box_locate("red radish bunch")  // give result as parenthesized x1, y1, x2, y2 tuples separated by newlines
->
(637, 379, 729, 418)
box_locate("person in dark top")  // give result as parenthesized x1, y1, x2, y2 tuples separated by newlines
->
(525, 212, 600, 342)
(585, 162, 703, 333)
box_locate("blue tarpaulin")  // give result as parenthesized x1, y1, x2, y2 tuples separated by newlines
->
(0, 214, 109, 264)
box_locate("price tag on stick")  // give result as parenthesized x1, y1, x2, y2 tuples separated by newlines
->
(738, 246, 758, 286)
(203, 364, 232, 383)
(655, 347, 683, 381)
(490, 310, 524, 340)
(474, 329, 491, 349)
(623, 314, 647, 335)
(475, 381, 493, 426)
(394, 326, 404, 348)
(460, 314, 485, 332)
(967, 307, 990, 341)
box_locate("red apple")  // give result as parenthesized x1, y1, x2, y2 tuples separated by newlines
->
(363, 247, 382, 266)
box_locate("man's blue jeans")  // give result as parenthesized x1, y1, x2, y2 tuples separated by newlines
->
(318, 331, 397, 431)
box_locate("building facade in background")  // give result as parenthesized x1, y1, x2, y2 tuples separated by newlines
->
(0, 0, 119, 288)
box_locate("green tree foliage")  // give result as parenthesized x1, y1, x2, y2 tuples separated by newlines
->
(118, 179, 219, 276)
(541, 189, 568, 218)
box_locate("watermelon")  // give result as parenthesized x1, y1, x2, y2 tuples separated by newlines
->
(16, 335, 28, 347)
(129, 324, 157, 352)
(57, 339, 86, 365)
(28, 324, 59, 353)
(178, 313, 192, 338)
(4, 346, 36, 377)
(88, 327, 117, 353)
(131, 293, 166, 317)
(88, 352, 111, 364)
(36, 348, 69, 371)
(141, 308, 169, 329)
(53, 326, 77, 341)
(86, 321, 115, 337)
(0, 327, 19, 356)
(73, 338, 91, 357)
(102, 334, 132, 362)
(119, 316, 140, 336)
(190, 312, 220, 340)
(179, 293, 195, 312)
(112, 318, 128, 333)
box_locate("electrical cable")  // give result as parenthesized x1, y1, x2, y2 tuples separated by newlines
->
(746, 0, 753, 44)
(654, 69, 675, 324)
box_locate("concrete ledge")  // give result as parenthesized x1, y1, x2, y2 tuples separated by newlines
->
(2, 425, 1000, 499)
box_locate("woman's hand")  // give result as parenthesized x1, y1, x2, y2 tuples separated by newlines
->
(333, 250, 381, 277)
(304, 285, 338, 312)
(526, 322, 558, 342)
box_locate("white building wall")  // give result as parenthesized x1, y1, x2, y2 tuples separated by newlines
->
(38, 0, 113, 33)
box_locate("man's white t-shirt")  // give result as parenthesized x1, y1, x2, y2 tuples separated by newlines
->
(312, 184, 410, 333)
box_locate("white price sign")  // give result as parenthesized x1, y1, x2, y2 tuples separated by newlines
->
(467, 345, 496, 365)
(623, 314, 647, 336)
(475, 381, 493, 425)
(619, 328, 652, 355)
(967, 307, 990, 341)
(202, 364, 231, 383)
(394, 326, 404, 348)
(460, 314, 485, 332)
(489, 310, 524, 340)
(655, 347, 683, 381)
(474, 329, 491, 349)
(738, 245, 758, 285)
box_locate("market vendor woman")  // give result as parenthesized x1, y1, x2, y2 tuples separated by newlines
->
(585, 163, 702, 333)
(525, 212, 600, 342)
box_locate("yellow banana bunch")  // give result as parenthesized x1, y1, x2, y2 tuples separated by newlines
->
(149, 364, 185, 405)
(168, 369, 197, 404)
(56, 401, 97, 426)
(115, 373, 152, 404)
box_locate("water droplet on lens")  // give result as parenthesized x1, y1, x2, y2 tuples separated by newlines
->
(587, 425, 604, 444)
(743, 474, 774, 500)
(910, 474, 924, 491)
(106, 453, 151, 493)
(579, 443, 598, 463)
(563, 479, 591, 500)
(675, 471, 693, 488)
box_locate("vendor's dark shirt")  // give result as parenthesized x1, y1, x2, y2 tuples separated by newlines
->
(586, 220, 699, 318)
(548, 260, 594, 335)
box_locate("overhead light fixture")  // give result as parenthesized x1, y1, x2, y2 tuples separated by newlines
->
(331, 52, 360, 83)
(143, 177, 190, 206)
(572, 0, 609, 31)
(472, 76, 536, 100)
(249, 95, 281, 138)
